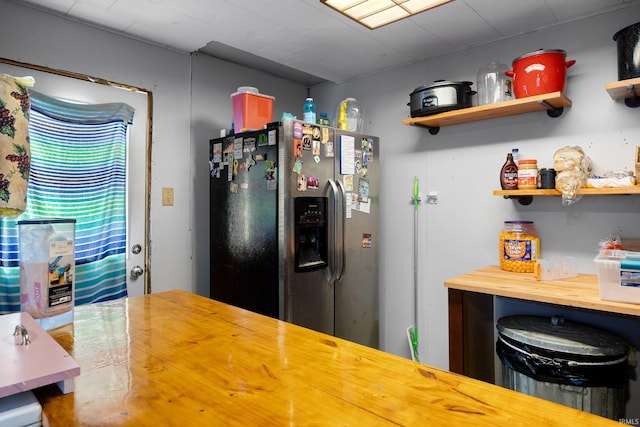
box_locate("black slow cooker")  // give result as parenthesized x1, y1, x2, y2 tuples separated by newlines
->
(408, 80, 476, 117)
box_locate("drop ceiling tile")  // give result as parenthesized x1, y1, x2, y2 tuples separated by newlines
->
(107, 0, 215, 50)
(260, 0, 330, 32)
(410, 0, 501, 48)
(68, 2, 135, 32)
(367, 21, 452, 60)
(544, 0, 626, 20)
(169, 0, 234, 23)
(463, 0, 556, 35)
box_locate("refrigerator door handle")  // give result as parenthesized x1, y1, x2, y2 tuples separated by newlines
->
(326, 178, 339, 284)
(336, 179, 347, 283)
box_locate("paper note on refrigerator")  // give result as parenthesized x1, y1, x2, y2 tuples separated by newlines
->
(340, 135, 355, 175)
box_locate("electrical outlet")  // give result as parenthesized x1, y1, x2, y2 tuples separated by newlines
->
(162, 187, 174, 206)
(427, 191, 438, 204)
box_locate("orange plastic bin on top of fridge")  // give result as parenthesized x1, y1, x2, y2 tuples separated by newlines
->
(231, 87, 275, 131)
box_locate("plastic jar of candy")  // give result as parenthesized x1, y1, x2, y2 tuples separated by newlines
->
(499, 221, 540, 273)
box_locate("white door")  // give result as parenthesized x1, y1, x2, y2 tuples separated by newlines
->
(1, 61, 149, 297)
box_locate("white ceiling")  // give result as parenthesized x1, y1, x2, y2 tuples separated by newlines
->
(13, 0, 640, 86)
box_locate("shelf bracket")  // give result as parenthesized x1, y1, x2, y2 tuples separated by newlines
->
(537, 100, 564, 118)
(624, 84, 640, 108)
(502, 195, 533, 206)
(426, 126, 440, 135)
(410, 122, 440, 135)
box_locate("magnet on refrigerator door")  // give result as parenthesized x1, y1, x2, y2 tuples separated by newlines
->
(264, 161, 276, 180)
(213, 143, 222, 163)
(293, 121, 303, 139)
(297, 174, 307, 191)
(293, 159, 303, 174)
(362, 233, 372, 248)
(224, 143, 233, 165)
(245, 155, 255, 171)
(325, 141, 334, 158)
(307, 176, 319, 190)
(302, 134, 312, 151)
(294, 139, 303, 157)
(358, 178, 369, 202)
(266, 164, 277, 191)
(343, 175, 353, 191)
(355, 149, 363, 175)
(233, 138, 243, 159)
(243, 137, 256, 152)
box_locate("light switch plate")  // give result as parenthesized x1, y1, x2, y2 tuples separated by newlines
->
(162, 187, 174, 206)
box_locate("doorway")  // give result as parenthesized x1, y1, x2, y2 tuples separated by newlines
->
(0, 58, 151, 298)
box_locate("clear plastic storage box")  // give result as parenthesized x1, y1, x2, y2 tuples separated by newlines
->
(594, 250, 640, 304)
(18, 218, 76, 330)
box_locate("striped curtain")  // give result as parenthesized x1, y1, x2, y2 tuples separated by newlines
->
(0, 90, 134, 312)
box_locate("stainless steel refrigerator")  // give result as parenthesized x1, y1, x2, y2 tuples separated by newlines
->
(209, 118, 379, 348)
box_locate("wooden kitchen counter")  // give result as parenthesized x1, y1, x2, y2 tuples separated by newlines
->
(35, 289, 617, 426)
(445, 265, 640, 378)
(445, 264, 640, 317)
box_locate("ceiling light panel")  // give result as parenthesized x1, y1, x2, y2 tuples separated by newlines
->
(321, 0, 454, 29)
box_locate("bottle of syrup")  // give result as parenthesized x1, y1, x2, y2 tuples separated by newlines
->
(500, 153, 518, 190)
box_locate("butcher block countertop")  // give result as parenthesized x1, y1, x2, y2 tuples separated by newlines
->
(445, 265, 640, 317)
(34, 290, 618, 426)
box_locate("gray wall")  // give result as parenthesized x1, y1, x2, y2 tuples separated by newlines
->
(309, 6, 640, 418)
(311, 4, 640, 371)
(3, 0, 639, 417)
(189, 53, 307, 298)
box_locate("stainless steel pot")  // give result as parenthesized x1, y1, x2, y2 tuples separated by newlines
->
(409, 80, 476, 117)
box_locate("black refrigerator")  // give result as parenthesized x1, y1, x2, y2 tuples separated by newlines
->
(209, 118, 380, 348)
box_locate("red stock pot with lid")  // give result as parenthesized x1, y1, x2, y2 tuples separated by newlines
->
(505, 49, 576, 99)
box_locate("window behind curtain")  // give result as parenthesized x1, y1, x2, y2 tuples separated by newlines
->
(0, 90, 134, 312)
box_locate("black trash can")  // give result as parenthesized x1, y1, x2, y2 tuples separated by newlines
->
(496, 315, 629, 420)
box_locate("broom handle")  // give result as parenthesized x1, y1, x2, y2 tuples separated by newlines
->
(413, 176, 419, 333)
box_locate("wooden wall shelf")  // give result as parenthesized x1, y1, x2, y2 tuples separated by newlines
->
(494, 186, 640, 197)
(402, 92, 571, 134)
(494, 186, 640, 205)
(605, 77, 640, 107)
